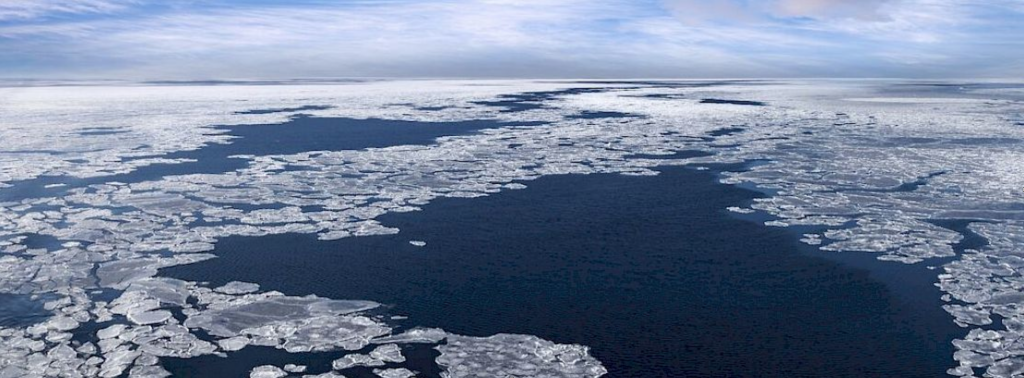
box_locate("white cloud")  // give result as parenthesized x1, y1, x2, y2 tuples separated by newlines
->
(0, 0, 1022, 78)
(771, 0, 892, 20)
(662, 0, 1024, 44)
(2, 0, 774, 78)
(663, 0, 895, 23)
(0, 0, 133, 20)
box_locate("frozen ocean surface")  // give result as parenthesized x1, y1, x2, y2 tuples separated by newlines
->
(1, 79, 1023, 377)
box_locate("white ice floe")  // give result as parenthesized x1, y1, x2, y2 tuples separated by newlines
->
(183, 293, 386, 353)
(214, 281, 261, 295)
(369, 344, 406, 363)
(374, 368, 416, 378)
(250, 365, 287, 378)
(371, 328, 447, 344)
(436, 334, 608, 378)
(332, 353, 384, 370)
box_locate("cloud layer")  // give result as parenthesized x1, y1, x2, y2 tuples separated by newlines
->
(666, 0, 893, 22)
(0, 0, 133, 20)
(1, 0, 1022, 79)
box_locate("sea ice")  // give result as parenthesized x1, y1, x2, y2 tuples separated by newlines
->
(332, 353, 384, 370)
(436, 334, 608, 378)
(2, 79, 1023, 376)
(250, 365, 288, 378)
(373, 368, 416, 378)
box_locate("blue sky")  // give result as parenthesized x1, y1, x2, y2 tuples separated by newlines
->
(1, 0, 1023, 79)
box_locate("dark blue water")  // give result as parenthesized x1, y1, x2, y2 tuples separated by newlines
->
(0, 116, 542, 201)
(566, 80, 762, 89)
(628, 93, 689, 100)
(0, 293, 52, 328)
(626, 150, 713, 160)
(929, 219, 990, 253)
(708, 126, 745, 137)
(565, 111, 643, 120)
(164, 165, 960, 377)
(471, 82, 750, 114)
(472, 87, 628, 113)
(163, 343, 443, 378)
(235, 105, 334, 115)
(700, 99, 766, 106)
(77, 127, 128, 136)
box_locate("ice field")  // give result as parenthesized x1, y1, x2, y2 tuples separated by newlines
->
(1, 79, 1023, 377)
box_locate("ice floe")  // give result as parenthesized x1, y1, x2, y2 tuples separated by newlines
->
(250, 365, 287, 378)
(436, 334, 608, 378)
(374, 368, 415, 378)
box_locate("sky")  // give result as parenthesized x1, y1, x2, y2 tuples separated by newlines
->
(1, 0, 1023, 79)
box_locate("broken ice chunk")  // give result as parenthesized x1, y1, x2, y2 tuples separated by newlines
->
(301, 373, 346, 378)
(214, 281, 261, 295)
(129, 365, 172, 378)
(374, 368, 416, 378)
(372, 328, 446, 344)
(369, 344, 405, 363)
(332, 353, 384, 370)
(437, 334, 607, 378)
(800, 234, 823, 245)
(185, 294, 387, 353)
(250, 365, 287, 378)
(218, 336, 250, 352)
(128, 310, 172, 325)
(97, 324, 128, 340)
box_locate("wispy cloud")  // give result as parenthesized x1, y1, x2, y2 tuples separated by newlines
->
(0, 0, 1022, 79)
(772, 0, 892, 20)
(0, 0, 134, 21)
(662, 0, 1024, 44)
(663, 0, 895, 24)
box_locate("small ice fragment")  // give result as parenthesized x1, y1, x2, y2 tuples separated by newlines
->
(372, 328, 447, 344)
(727, 206, 755, 214)
(800, 234, 822, 245)
(250, 365, 287, 378)
(437, 333, 607, 378)
(218, 336, 250, 352)
(49, 316, 79, 331)
(409, 240, 426, 247)
(214, 281, 261, 295)
(127, 310, 172, 325)
(369, 344, 405, 363)
(302, 373, 345, 378)
(374, 368, 416, 378)
(332, 353, 384, 370)
(97, 324, 127, 340)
